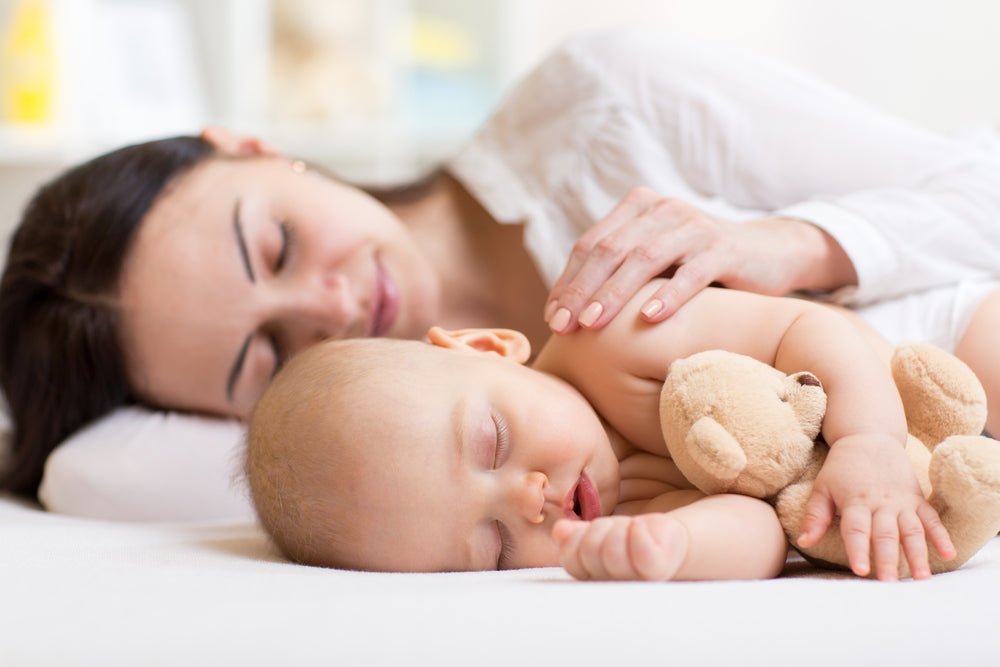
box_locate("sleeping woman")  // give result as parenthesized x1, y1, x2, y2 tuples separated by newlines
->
(3, 28, 1000, 518)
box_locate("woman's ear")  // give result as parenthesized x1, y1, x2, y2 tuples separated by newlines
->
(199, 126, 281, 157)
(427, 327, 531, 364)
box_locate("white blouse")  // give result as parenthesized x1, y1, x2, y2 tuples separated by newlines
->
(448, 28, 1000, 308)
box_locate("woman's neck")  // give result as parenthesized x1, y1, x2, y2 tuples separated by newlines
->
(392, 173, 550, 350)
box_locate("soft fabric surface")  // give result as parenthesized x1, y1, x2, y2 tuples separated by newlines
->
(3, 495, 997, 666)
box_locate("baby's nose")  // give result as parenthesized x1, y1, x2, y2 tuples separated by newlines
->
(511, 471, 548, 524)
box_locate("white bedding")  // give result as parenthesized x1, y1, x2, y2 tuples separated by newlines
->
(3, 494, 998, 666)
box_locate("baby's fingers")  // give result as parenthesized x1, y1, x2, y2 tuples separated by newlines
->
(556, 518, 626, 580)
(628, 514, 688, 581)
(898, 512, 930, 580)
(871, 511, 901, 582)
(796, 488, 835, 549)
(839, 505, 873, 577)
(918, 503, 956, 563)
(575, 518, 620, 580)
(554, 520, 589, 579)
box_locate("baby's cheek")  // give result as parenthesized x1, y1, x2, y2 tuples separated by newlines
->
(514, 530, 561, 569)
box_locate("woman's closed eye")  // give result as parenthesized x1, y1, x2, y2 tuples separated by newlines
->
(267, 332, 286, 379)
(273, 220, 297, 272)
(264, 221, 297, 378)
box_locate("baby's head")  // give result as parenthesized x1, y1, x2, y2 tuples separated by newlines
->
(246, 327, 620, 572)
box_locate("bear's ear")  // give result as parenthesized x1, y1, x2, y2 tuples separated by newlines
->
(686, 416, 747, 490)
(427, 327, 531, 363)
(790, 372, 821, 388)
(785, 372, 826, 439)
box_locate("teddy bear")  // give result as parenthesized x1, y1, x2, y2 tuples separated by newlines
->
(658, 343, 1000, 577)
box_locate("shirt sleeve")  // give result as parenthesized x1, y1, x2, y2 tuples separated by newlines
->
(559, 29, 1000, 305)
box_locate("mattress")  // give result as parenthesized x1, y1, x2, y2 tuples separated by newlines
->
(3, 493, 998, 666)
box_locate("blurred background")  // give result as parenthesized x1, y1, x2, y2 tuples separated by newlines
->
(1, 0, 999, 248)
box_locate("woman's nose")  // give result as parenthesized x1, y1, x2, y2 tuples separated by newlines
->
(508, 471, 549, 524)
(277, 273, 357, 348)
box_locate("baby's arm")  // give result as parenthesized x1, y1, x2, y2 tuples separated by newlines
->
(771, 305, 955, 580)
(553, 492, 787, 581)
(546, 282, 954, 581)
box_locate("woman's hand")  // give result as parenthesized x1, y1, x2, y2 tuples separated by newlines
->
(544, 187, 857, 333)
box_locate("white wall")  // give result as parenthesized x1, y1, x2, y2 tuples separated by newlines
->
(508, 0, 1000, 132)
(3, 0, 999, 248)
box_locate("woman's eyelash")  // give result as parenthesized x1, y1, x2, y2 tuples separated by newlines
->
(268, 333, 285, 378)
(274, 221, 297, 271)
(491, 411, 510, 469)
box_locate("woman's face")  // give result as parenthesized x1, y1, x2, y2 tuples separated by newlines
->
(118, 156, 442, 418)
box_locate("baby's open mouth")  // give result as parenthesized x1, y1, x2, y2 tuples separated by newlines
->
(564, 473, 601, 521)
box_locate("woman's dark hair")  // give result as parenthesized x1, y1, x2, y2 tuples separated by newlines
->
(0, 136, 215, 498)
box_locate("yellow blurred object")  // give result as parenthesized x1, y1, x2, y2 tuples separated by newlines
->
(1, 0, 55, 123)
(408, 16, 476, 69)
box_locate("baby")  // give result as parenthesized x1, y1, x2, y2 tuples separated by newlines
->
(246, 281, 956, 581)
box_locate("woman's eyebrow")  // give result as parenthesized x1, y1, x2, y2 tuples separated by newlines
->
(233, 199, 255, 283)
(226, 334, 253, 403)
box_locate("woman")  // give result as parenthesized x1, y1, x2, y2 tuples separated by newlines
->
(3, 29, 999, 517)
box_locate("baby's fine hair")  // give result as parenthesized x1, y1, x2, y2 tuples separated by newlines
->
(245, 337, 421, 568)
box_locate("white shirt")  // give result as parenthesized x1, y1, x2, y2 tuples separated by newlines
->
(448, 29, 1000, 306)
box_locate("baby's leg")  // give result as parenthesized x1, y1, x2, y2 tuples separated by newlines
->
(955, 289, 1000, 436)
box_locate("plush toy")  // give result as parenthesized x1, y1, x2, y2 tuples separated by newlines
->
(659, 343, 1000, 577)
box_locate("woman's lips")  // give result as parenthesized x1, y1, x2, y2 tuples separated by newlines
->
(564, 472, 601, 521)
(369, 257, 399, 337)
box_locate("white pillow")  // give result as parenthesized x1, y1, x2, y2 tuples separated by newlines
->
(39, 407, 255, 522)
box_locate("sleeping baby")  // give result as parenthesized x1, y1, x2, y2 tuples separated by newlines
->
(245, 280, 956, 581)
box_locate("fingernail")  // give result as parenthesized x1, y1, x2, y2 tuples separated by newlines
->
(549, 308, 571, 332)
(544, 300, 558, 322)
(641, 299, 663, 319)
(578, 302, 603, 327)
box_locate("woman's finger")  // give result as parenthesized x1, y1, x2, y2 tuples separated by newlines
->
(546, 188, 658, 320)
(637, 251, 725, 322)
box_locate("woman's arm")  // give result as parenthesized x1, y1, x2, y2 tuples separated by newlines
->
(543, 29, 1000, 331)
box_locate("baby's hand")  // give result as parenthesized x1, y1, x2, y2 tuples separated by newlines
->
(553, 514, 689, 581)
(797, 434, 956, 581)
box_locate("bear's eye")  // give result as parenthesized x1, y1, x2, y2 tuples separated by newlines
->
(797, 374, 821, 387)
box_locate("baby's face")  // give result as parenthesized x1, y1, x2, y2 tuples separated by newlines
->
(316, 335, 621, 572)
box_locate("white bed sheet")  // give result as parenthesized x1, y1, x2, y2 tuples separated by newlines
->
(3, 494, 998, 666)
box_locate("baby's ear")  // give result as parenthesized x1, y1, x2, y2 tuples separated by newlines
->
(200, 125, 281, 156)
(427, 327, 531, 363)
